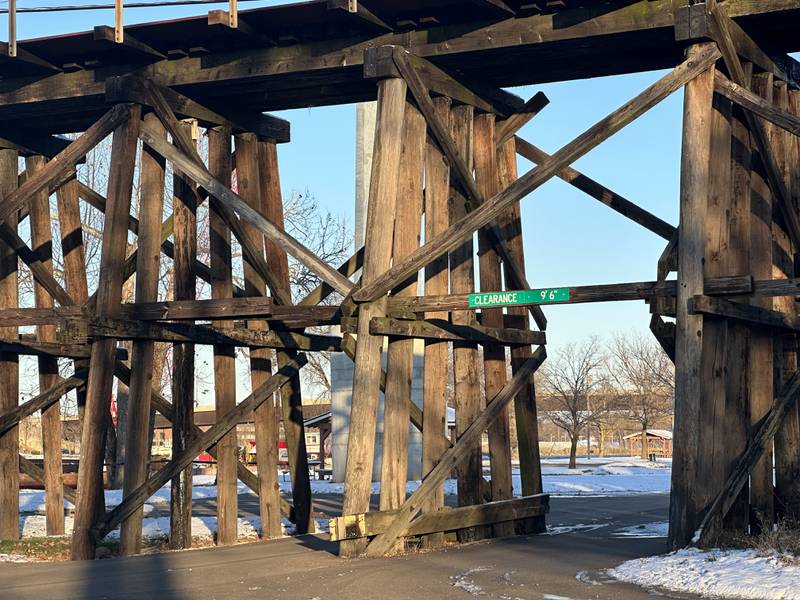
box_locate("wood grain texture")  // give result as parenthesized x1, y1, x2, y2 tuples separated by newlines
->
(669, 44, 715, 549)
(474, 113, 512, 538)
(120, 113, 166, 556)
(0, 149, 18, 540)
(379, 102, 424, 515)
(340, 76, 406, 557)
(208, 125, 238, 546)
(71, 105, 140, 561)
(27, 155, 64, 536)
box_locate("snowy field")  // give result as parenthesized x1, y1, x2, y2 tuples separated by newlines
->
(609, 548, 800, 600)
(9, 456, 669, 549)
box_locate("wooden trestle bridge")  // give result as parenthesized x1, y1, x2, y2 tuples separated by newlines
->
(0, 0, 797, 561)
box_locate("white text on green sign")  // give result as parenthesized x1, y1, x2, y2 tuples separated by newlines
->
(469, 288, 570, 308)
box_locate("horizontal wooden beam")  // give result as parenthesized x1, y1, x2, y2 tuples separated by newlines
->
(80, 317, 342, 352)
(1, 0, 796, 130)
(93, 26, 165, 62)
(106, 75, 291, 143)
(689, 294, 798, 331)
(368, 316, 546, 346)
(388, 276, 754, 313)
(19, 456, 78, 506)
(329, 493, 549, 542)
(120, 297, 274, 321)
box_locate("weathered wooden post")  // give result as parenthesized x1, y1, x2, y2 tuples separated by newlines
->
(120, 113, 167, 555)
(341, 72, 407, 558)
(669, 43, 715, 549)
(0, 148, 18, 541)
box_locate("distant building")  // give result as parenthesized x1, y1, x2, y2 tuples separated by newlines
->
(623, 429, 673, 457)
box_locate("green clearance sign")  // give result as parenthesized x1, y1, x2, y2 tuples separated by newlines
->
(469, 288, 570, 308)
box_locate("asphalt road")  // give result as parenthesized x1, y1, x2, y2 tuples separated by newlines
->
(0, 493, 688, 600)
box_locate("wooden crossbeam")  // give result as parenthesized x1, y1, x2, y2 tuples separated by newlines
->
(354, 44, 721, 302)
(328, 0, 394, 32)
(714, 72, 800, 137)
(19, 456, 78, 506)
(513, 136, 676, 240)
(0, 337, 112, 359)
(0, 133, 75, 159)
(119, 297, 274, 321)
(364, 347, 547, 556)
(0, 104, 132, 229)
(138, 121, 352, 297)
(689, 294, 798, 331)
(368, 316, 546, 346)
(93, 26, 165, 62)
(330, 493, 548, 542)
(694, 372, 800, 546)
(106, 75, 290, 143)
(388, 46, 546, 330)
(0, 371, 87, 437)
(84, 317, 342, 351)
(94, 354, 307, 540)
(495, 92, 549, 146)
(388, 276, 753, 313)
(706, 0, 800, 249)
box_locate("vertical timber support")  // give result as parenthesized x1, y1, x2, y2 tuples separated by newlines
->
(697, 79, 749, 538)
(120, 113, 166, 555)
(670, 43, 715, 549)
(236, 132, 281, 539)
(723, 61, 754, 533)
(27, 155, 65, 536)
(71, 104, 139, 561)
(474, 113, 513, 538)
(209, 126, 238, 545)
(259, 138, 314, 534)
(748, 72, 775, 532)
(379, 102, 425, 515)
(341, 74, 406, 557)
(0, 149, 18, 540)
(170, 123, 197, 550)
(421, 96, 452, 550)
(448, 104, 487, 543)
(56, 177, 90, 424)
(498, 136, 545, 534)
(772, 80, 800, 521)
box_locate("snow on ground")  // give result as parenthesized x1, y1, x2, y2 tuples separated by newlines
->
(274, 456, 671, 498)
(612, 521, 668, 538)
(608, 548, 800, 600)
(543, 523, 608, 536)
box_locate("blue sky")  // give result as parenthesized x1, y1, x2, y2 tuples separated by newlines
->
(3, 1, 776, 354)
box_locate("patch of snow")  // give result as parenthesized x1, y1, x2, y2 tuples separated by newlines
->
(0, 553, 31, 563)
(543, 595, 572, 600)
(608, 548, 800, 600)
(450, 566, 493, 596)
(612, 521, 668, 538)
(543, 523, 608, 536)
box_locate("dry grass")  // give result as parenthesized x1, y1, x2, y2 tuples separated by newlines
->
(747, 519, 800, 564)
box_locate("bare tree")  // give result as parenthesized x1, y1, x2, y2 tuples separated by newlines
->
(539, 336, 608, 468)
(609, 332, 674, 459)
